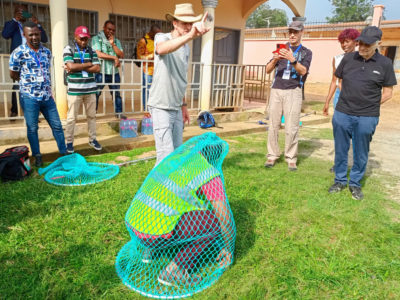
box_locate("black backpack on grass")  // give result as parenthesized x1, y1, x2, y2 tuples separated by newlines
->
(0, 146, 32, 182)
(64, 44, 94, 85)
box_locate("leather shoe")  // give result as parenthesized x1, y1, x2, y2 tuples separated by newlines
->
(264, 159, 276, 168)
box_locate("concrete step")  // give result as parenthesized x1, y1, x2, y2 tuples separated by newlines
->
(0, 112, 330, 163)
(0, 111, 265, 144)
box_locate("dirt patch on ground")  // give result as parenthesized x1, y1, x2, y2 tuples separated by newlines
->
(136, 150, 156, 159)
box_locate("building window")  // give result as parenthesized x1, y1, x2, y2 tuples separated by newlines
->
(109, 13, 172, 58)
(0, 0, 97, 53)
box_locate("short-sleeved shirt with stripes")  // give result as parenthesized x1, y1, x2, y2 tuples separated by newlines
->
(63, 44, 100, 96)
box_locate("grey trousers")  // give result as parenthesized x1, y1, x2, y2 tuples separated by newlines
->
(150, 107, 183, 166)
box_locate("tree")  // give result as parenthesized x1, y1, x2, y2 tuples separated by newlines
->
(326, 0, 374, 23)
(246, 3, 288, 28)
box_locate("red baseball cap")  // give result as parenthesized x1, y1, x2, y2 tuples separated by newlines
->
(75, 26, 90, 38)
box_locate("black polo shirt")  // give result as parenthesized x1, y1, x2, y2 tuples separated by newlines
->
(270, 43, 312, 90)
(335, 51, 397, 117)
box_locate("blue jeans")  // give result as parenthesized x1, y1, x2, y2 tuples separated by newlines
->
(22, 96, 66, 156)
(332, 110, 379, 187)
(142, 73, 153, 111)
(95, 73, 123, 113)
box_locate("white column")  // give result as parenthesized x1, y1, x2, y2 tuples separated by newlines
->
(200, 0, 218, 111)
(49, 0, 68, 120)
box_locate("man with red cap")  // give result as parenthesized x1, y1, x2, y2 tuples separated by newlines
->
(63, 26, 101, 154)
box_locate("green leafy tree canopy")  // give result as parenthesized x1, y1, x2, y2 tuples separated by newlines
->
(246, 3, 288, 28)
(327, 0, 374, 23)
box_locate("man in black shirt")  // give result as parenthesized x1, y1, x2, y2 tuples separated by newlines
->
(328, 26, 397, 200)
(264, 21, 312, 171)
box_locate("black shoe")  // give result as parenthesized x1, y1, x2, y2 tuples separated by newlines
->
(116, 113, 127, 120)
(34, 155, 43, 167)
(66, 143, 74, 154)
(89, 139, 102, 151)
(349, 186, 364, 200)
(328, 182, 346, 193)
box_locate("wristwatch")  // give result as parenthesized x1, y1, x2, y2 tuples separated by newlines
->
(291, 59, 298, 65)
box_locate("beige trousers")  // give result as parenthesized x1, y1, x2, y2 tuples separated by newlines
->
(267, 87, 302, 164)
(65, 93, 97, 143)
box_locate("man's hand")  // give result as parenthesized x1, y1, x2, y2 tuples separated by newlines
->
(189, 12, 210, 39)
(114, 57, 120, 67)
(182, 105, 190, 125)
(31, 16, 39, 24)
(108, 34, 115, 45)
(322, 103, 329, 116)
(63, 64, 71, 73)
(272, 52, 280, 62)
(279, 48, 296, 63)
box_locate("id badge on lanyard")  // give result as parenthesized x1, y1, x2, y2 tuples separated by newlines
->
(282, 44, 301, 80)
(76, 44, 89, 78)
(32, 50, 44, 82)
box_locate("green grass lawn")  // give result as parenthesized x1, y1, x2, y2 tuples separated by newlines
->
(1, 131, 400, 299)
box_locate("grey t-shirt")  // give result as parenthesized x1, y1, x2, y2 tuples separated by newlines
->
(148, 32, 190, 110)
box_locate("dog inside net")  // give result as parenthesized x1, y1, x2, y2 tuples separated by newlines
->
(38, 153, 119, 186)
(116, 132, 236, 298)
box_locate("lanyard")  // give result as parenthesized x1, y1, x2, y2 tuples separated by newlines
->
(30, 48, 45, 80)
(75, 43, 86, 63)
(286, 44, 302, 70)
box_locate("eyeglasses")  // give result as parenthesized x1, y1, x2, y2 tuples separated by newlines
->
(288, 30, 300, 35)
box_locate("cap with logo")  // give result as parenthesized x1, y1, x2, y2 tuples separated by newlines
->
(288, 21, 304, 31)
(74, 26, 90, 38)
(356, 26, 382, 45)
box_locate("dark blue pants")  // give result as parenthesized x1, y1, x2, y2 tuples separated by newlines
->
(95, 73, 123, 113)
(332, 110, 379, 187)
(10, 83, 19, 114)
(142, 72, 153, 111)
(22, 96, 66, 156)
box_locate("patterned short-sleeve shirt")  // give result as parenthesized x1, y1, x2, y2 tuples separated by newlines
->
(91, 31, 123, 75)
(9, 43, 52, 101)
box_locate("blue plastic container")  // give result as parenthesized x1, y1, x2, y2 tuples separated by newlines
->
(141, 117, 153, 135)
(126, 119, 138, 138)
(120, 120, 127, 138)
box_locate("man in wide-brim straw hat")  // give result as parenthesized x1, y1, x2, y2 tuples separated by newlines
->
(147, 3, 210, 166)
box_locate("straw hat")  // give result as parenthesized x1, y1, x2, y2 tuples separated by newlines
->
(166, 3, 203, 23)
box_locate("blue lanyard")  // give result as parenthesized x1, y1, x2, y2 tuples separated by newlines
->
(75, 43, 86, 63)
(30, 48, 46, 80)
(286, 44, 302, 70)
(31, 49, 42, 69)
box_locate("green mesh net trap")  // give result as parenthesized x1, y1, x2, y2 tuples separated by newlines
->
(38, 153, 119, 186)
(116, 132, 236, 298)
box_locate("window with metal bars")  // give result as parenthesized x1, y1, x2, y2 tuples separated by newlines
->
(109, 13, 173, 58)
(0, 0, 97, 54)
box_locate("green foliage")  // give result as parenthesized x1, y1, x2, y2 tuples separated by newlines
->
(327, 0, 374, 23)
(1, 133, 400, 299)
(246, 3, 288, 28)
